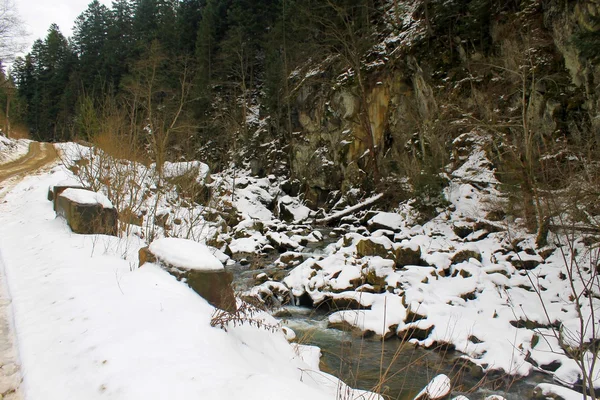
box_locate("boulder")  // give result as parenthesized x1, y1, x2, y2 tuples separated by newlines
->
(56, 188, 118, 235)
(355, 236, 394, 259)
(242, 281, 290, 308)
(452, 222, 473, 239)
(49, 181, 86, 210)
(367, 212, 404, 232)
(266, 231, 300, 252)
(451, 247, 482, 264)
(139, 238, 236, 312)
(414, 374, 451, 400)
(393, 243, 423, 267)
(278, 252, 304, 268)
(277, 195, 311, 223)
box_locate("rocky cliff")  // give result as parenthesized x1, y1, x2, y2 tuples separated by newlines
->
(272, 0, 600, 220)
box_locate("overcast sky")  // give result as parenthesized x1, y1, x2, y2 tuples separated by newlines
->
(15, 0, 112, 53)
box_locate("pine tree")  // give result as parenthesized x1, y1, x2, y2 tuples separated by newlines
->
(106, 0, 134, 88)
(176, 0, 205, 55)
(72, 0, 111, 92)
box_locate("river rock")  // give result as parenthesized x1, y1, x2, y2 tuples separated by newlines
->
(56, 188, 118, 235)
(398, 320, 434, 341)
(139, 238, 236, 312)
(242, 281, 290, 308)
(278, 251, 304, 268)
(266, 231, 300, 252)
(532, 383, 583, 400)
(414, 374, 451, 400)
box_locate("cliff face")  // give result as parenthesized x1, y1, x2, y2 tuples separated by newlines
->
(280, 0, 600, 209)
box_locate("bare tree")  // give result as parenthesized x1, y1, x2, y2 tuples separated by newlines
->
(0, 0, 26, 62)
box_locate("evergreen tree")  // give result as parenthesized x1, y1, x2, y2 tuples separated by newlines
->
(133, 0, 178, 53)
(72, 0, 111, 92)
(176, 0, 205, 55)
(14, 25, 74, 140)
(106, 0, 134, 87)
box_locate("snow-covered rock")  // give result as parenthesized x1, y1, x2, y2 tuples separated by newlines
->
(56, 188, 118, 235)
(140, 238, 236, 311)
(414, 374, 451, 400)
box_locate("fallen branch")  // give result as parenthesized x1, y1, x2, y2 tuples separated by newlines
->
(315, 193, 384, 225)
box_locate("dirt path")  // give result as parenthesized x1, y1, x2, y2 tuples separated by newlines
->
(0, 142, 58, 183)
(0, 142, 59, 400)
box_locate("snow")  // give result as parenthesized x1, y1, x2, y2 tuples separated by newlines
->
(368, 212, 405, 231)
(278, 195, 312, 223)
(54, 177, 83, 187)
(60, 188, 114, 209)
(18, 131, 597, 400)
(291, 344, 321, 370)
(328, 293, 406, 337)
(0, 137, 30, 165)
(0, 165, 376, 400)
(535, 383, 594, 400)
(162, 161, 210, 183)
(148, 237, 224, 271)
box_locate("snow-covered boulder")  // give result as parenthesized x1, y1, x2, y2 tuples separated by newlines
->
(277, 195, 312, 223)
(242, 281, 291, 308)
(393, 242, 423, 267)
(56, 188, 118, 235)
(368, 212, 405, 232)
(355, 236, 394, 259)
(533, 383, 592, 400)
(49, 179, 86, 209)
(414, 374, 451, 400)
(451, 245, 482, 265)
(139, 238, 236, 312)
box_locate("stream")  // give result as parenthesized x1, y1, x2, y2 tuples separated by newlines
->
(228, 229, 552, 400)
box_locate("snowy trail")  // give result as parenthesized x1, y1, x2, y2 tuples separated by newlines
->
(0, 249, 23, 400)
(0, 143, 58, 200)
(0, 142, 59, 400)
(0, 143, 57, 182)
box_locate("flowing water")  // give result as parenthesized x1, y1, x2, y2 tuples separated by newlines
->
(279, 306, 548, 400)
(229, 229, 551, 400)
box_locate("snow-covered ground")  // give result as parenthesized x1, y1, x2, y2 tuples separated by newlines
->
(4, 135, 597, 400)
(0, 161, 377, 399)
(0, 136, 30, 165)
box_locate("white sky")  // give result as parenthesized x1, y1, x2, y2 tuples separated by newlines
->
(15, 0, 113, 53)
